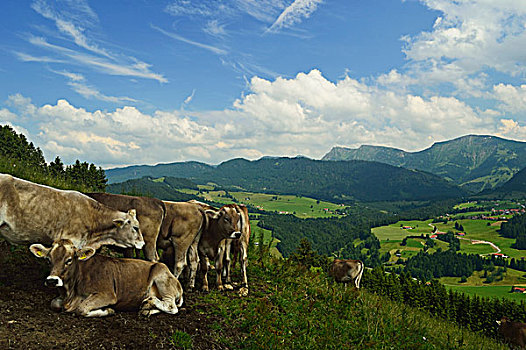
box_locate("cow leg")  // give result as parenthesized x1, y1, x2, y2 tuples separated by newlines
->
(171, 238, 186, 279)
(186, 242, 200, 291)
(222, 241, 233, 289)
(50, 288, 66, 311)
(142, 225, 160, 262)
(217, 241, 233, 291)
(215, 252, 226, 292)
(239, 243, 249, 296)
(74, 293, 117, 318)
(141, 264, 182, 316)
(198, 252, 209, 292)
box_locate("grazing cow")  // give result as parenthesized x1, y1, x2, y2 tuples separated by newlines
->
(86, 193, 166, 261)
(30, 239, 183, 317)
(157, 201, 207, 290)
(197, 205, 242, 292)
(498, 316, 526, 348)
(0, 174, 144, 250)
(331, 259, 364, 289)
(217, 204, 251, 296)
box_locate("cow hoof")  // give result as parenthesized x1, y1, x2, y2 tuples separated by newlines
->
(239, 287, 249, 297)
(224, 284, 234, 290)
(50, 297, 64, 312)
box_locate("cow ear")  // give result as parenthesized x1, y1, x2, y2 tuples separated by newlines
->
(128, 209, 137, 218)
(30, 244, 50, 258)
(113, 218, 125, 228)
(205, 209, 220, 219)
(77, 247, 96, 261)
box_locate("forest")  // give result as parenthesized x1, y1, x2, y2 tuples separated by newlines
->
(0, 125, 106, 192)
(500, 213, 526, 249)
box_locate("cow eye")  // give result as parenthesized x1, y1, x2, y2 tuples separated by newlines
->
(65, 257, 73, 265)
(133, 226, 139, 232)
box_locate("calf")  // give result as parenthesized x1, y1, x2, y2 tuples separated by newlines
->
(87, 192, 166, 261)
(331, 259, 364, 289)
(498, 316, 526, 348)
(217, 204, 251, 296)
(197, 205, 242, 292)
(0, 174, 144, 250)
(30, 239, 183, 317)
(157, 201, 207, 290)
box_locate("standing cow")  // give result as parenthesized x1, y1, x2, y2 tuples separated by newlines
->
(197, 205, 242, 292)
(0, 174, 144, 250)
(498, 316, 526, 348)
(331, 259, 364, 289)
(217, 204, 251, 296)
(30, 239, 183, 317)
(157, 201, 207, 290)
(86, 192, 165, 261)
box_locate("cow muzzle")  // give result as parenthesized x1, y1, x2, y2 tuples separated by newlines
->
(230, 231, 242, 239)
(134, 240, 145, 249)
(45, 276, 63, 288)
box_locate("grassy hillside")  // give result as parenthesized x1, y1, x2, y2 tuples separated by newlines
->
(323, 134, 526, 193)
(482, 166, 526, 199)
(202, 253, 508, 349)
(106, 157, 467, 203)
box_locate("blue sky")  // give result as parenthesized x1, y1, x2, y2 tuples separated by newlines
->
(1, 0, 526, 168)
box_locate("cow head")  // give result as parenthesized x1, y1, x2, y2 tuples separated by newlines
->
(30, 239, 96, 288)
(111, 209, 145, 249)
(206, 206, 242, 240)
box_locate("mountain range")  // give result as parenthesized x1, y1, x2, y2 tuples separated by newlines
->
(322, 135, 526, 193)
(106, 157, 467, 203)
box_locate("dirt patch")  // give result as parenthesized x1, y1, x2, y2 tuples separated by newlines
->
(491, 221, 507, 227)
(0, 241, 237, 349)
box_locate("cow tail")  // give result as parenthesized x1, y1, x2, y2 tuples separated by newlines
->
(356, 261, 364, 289)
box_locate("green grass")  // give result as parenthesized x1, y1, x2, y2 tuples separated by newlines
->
(446, 285, 526, 302)
(372, 220, 434, 241)
(196, 190, 344, 218)
(250, 220, 282, 258)
(434, 219, 523, 258)
(201, 256, 507, 349)
(440, 268, 526, 289)
(168, 330, 193, 349)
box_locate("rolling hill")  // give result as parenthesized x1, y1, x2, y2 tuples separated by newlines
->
(322, 135, 526, 193)
(479, 166, 526, 198)
(106, 157, 467, 202)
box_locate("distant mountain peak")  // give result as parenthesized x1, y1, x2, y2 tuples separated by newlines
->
(322, 134, 526, 193)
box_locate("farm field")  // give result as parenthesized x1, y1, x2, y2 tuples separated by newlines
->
(372, 220, 434, 241)
(445, 285, 526, 302)
(433, 219, 522, 258)
(197, 189, 344, 218)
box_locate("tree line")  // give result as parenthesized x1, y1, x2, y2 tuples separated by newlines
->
(0, 125, 106, 192)
(500, 213, 526, 250)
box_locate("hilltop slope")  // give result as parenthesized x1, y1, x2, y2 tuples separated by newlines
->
(323, 135, 526, 192)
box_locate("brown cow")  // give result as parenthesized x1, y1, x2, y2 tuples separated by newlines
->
(86, 193, 166, 261)
(498, 316, 526, 348)
(217, 204, 251, 296)
(157, 201, 207, 290)
(197, 205, 242, 292)
(30, 239, 183, 317)
(331, 259, 364, 289)
(0, 174, 144, 250)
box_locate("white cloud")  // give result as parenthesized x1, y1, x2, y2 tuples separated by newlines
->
(267, 0, 323, 33)
(401, 0, 526, 88)
(151, 25, 228, 56)
(5, 69, 523, 168)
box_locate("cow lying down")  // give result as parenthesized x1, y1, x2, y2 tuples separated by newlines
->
(30, 239, 183, 317)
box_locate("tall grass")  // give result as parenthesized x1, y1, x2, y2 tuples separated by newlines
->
(201, 255, 507, 349)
